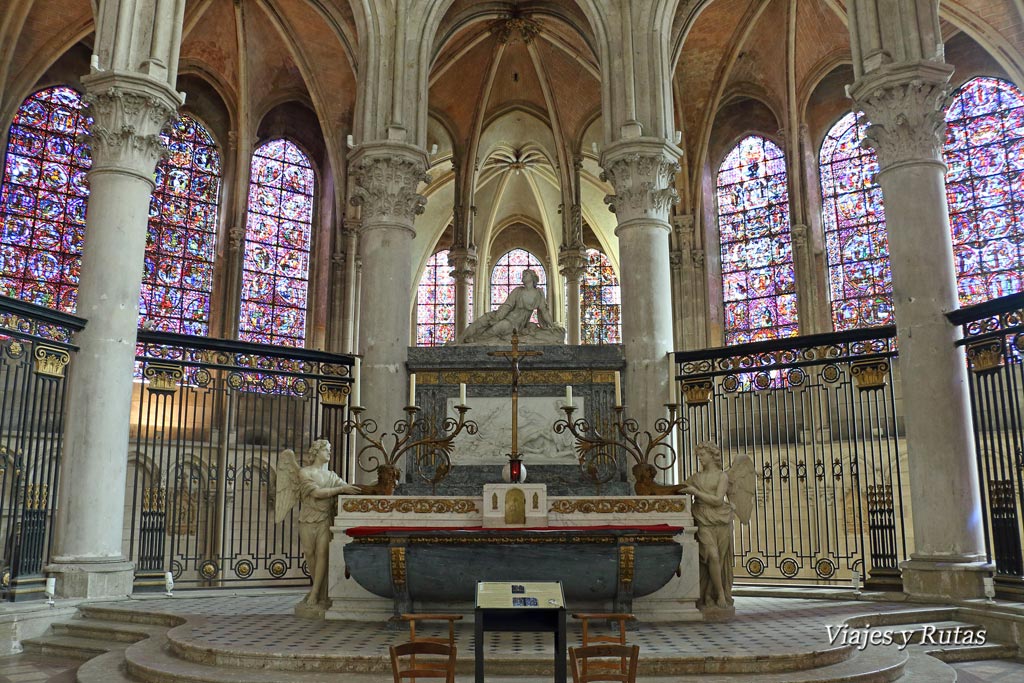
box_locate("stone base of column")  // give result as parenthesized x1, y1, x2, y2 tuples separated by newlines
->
(901, 555, 993, 602)
(45, 559, 135, 599)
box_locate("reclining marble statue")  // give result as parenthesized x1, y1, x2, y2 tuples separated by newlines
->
(275, 439, 360, 613)
(459, 269, 566, 344)
(679, 441, 756, 611)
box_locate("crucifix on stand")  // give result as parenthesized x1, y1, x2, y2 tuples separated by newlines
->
(488, 331, 542, 482)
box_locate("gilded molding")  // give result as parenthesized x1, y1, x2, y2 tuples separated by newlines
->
(33, 345, 70, 378)
(416, 369, 617, 385)
(966, 339, 1005, 374)
(318, 381, 351, 406)
(342, 498, 479, 514)
(681, 377, 713, 406)
(390, 547, 407, 587)
(850, 359, 889, 391)
(144, 363, 184, 394)
(349, 154, 430, 225)
(352, 534, 677, 545)
(619, 545, 635, 585)
(549, 499, 686, 514)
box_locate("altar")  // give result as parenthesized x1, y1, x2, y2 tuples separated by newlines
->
(327, 494, 701, 622)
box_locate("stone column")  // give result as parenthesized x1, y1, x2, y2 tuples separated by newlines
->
(849, 51, 989, 596)
(340, 222, 360, 353)
(558, 245, 587, 345)
(448, 246, 477, 342)
(350, 143, 429, 474)
(48, 70, 182, 597)
(601, 139, 680, 428)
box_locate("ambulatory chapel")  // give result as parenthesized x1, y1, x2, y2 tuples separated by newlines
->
(1, 0, 1024, 681)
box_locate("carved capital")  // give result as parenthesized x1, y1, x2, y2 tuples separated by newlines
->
(673, 213, 696, 253)
(791, 223, 808, 249)
(81, 75, 179, 176)
(849, 64, 953, 171)
(600, 141, 681, 225)
(558, 244, 588, 282)
(228, 226, 245, 251)
(349, 145, 430, 227)
(448, 246, 477, 283)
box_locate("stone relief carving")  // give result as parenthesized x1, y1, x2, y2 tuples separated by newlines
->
(349, 155, 430, 223)
(854, 78, 951, 170)
(83, 84, 177, 170)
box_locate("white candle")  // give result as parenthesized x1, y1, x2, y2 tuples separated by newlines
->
(45, 577, 56, 596)
(459, 382, 467, 407)
(667, 354, 677, 405)
(614, 371, 622, 407)
(565, 385, 573, 407)
(352, 357, 361, 407)
(409, 373, 417, 406)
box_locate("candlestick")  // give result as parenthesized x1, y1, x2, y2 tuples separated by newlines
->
(459, 382, 467, 407)
(667, 355, 677, 405)
(613, 371, 622, 407)
(565, 384, 573, 407)
(409, 373, 417, 406)
(352, 357, 361, 407)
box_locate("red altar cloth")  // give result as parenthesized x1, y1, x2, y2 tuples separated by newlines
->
(344, 524, 683, 537)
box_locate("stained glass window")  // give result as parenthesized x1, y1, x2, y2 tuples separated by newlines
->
(820, 112, 893, 330)
(415, 250, 461, 346)
(490, 248, 546, 323)
(0, 87, 91, 312)
(945, 76, 1024, 305)
(581, 248, 620, 344)
(717, 135, 798, 344)
(140, 115, 221, 334)
(239, 139, 314, 347)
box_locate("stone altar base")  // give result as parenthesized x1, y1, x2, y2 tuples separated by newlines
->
(327, 495, 700, 623)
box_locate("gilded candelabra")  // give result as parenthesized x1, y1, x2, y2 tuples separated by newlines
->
(554, 403, 686, 495)
(342, 405, 478, 494)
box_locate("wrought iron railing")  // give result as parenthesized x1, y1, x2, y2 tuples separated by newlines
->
(0, 296, 85, 601)
(674, 326, 909, 589)
(949, 291, 1024, 597)
(128, 331, 354, 590)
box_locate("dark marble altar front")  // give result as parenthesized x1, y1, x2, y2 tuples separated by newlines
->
(404, 345, 627, 496)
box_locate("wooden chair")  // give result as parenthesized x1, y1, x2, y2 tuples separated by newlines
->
(569, 644, 640, 683)
(389, 641, 457, 683)
(400, 613, 462, 650)
(572, 612, 635, 677)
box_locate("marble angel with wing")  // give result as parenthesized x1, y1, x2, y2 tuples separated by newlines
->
(275, 439, 361, 611)
(679, 441, 756, 610)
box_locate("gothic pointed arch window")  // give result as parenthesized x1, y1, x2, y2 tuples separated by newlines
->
(239, 139, 315, 347)
(140, 114, 222, 334)
(490, 248, 546, 322)
(716, 135, 798, 344)
(819, 112, 893, 330)
(944, 76, 1024, 305)
(0, 86, 91, 312)
(415, 249, 474, 346)
(581, 248, 621, 344)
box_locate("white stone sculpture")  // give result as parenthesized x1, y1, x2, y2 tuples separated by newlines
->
(679, 441, 756, 611)
(275, 439, 360, 613)
(459, 269, 566, 344)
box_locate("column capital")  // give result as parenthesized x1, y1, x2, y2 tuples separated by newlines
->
(348, 143, 430, 230)
(599, 138, 681, 227)
(81, 71, 181, 179)
(448, 246, 477, 283)
(848, 62, 954, 171)
(558, 244, 588, 282)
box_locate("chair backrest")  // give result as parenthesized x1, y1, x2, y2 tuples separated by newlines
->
(569, 644, 640, 683)
(389, 641, 457, 683)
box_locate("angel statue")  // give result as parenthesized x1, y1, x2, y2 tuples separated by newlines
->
(679, 441, 756, 610)
(275, 439, 361, 611)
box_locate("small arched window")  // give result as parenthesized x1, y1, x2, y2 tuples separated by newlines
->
(140, 114, 222, 334)
(0, 86, 91, 312)
(716, 135, 798, 344)
(416, 249, 473, 346)
(581, 248, 621, 344)
(944, 76, 1024, 305)
(819, 112, 893, 330)
(239, 139, 315, 347)
(490, 248, 546, 323)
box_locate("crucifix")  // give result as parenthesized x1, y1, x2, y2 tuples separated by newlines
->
(488, 331, 542, 464)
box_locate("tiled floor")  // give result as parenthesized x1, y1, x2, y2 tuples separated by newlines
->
(1, 591, 1023, 682)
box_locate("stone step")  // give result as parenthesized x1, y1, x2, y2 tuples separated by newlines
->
(20, 633, 126, 660)
(923, 642, 1019, 663)
(79, 603, 186, 628)
(53, 617, 163, 643)
(110, 630, 913, 683)
(863, 620, 987, 647)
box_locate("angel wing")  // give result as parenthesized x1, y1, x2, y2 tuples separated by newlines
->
(274, 449, 300, 522)
(727, 454, 757, 525)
